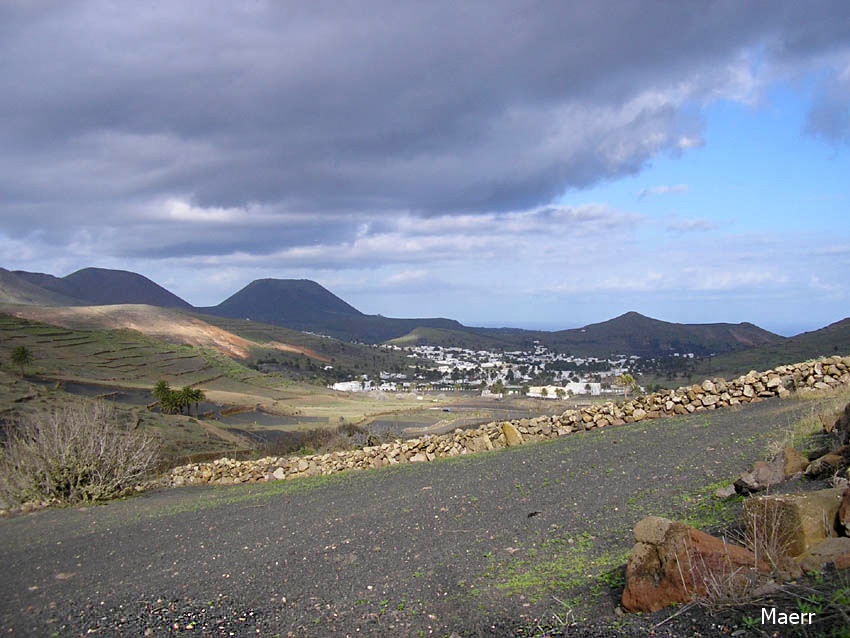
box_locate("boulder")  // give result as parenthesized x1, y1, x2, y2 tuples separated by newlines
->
(501, 422, 524, 447)
(744, 488, 846, 558)
(797, 537, 850, 573)
(734, 455, 785, 494)
(621, 516, 765, 613)
(783, 446, 809, 477)
(805, 452, 846, 479)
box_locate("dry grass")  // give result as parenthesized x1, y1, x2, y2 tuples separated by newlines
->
(0, 399, 160, 506)
(763, 385, 850, 458)
(670, 530, 766, 610)
(742, 500, 798, 573)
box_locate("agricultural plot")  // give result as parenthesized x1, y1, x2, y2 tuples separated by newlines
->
(0, 314, 220, 387)
(0, 312, 581, 461)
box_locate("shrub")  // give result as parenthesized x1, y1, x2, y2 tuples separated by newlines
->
(0, 400, 160, 506)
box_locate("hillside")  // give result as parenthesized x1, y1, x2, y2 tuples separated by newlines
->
(692, 316, 850, 378)
(543, 311, 782, 357)
(0, 268, 80, 306)
(9, 265, 845, 361)
(203, 278, 363, 324)
(0, 302, 417, 384)
(201, 278, 465, 342)
(391, 311, 783, 358)
(0, 303, 257, 359)
(195, 313, 420, 378)
(388, 325, 525, 350)
(13, 267, 192, 309)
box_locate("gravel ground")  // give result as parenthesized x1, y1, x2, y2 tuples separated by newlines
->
(0, 397, 842, 637)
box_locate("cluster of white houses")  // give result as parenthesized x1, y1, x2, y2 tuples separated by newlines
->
(330, 342, 634, 397)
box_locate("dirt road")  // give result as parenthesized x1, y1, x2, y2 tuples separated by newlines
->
(0, 398, 819, 636)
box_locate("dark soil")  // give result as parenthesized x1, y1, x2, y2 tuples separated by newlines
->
(1, 397, 848, 637)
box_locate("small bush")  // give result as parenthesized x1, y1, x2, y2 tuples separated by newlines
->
(0, 400, 160, 506)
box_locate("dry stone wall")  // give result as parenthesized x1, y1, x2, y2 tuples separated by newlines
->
(168, 355, 850, 487)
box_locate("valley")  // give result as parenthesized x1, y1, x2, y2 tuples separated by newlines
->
(1, 265, 849, 467)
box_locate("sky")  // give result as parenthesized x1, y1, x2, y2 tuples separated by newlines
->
(2, 1, 849, 337)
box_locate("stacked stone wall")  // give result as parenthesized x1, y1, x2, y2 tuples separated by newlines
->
(168, 355, 850, 487)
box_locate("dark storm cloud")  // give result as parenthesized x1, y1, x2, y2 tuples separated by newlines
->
(1, 1, 849, 260)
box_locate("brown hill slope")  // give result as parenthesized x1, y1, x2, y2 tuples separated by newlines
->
(0, 303, 324, 361)
(545, 311, 783, 356)
(693, 316, 850, 378)
(0, 268, 80, 306)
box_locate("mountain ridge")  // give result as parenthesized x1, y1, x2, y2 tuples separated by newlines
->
(13, 267, 192, 309)
(2, 265, 846, 360)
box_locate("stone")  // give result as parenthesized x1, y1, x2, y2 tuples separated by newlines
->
(839, 487, 850, 536)
(782, 447, 810, 477)
(766, 375, 783, 389)
(805, 453, 844, 479)
(467, 435, 492, 453)
(820, 412, 838, 433)
(501, 422, 524, 447)
(714, 485, 737, 500)
(797, 537, 850, 573)
(734, 456, 785, 494)
(744, 488, 846, 558)
(622, 516, 765, 613)
(272, 467, 286, 480)
(701, 394, 719, 407)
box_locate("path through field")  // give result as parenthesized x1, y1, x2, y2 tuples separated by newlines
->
(0, 397, 821, 636)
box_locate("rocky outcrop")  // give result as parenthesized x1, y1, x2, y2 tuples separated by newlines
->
(168, 355, 850, 487)
(624, 487, 850, 613)
(621, 516, 767, 612)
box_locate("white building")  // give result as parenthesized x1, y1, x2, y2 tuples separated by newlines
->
(528, 382, 602, 398)
(330, 380, 371, 392)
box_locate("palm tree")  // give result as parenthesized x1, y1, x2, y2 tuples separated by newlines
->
(177, 386, 196, 416)
(152, 380, 172, 412)
(160, 392, 180, 415)
(10, 346, 34, 377)
(189, 388, 205, 417)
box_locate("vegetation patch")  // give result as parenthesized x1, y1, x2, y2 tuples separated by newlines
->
(0, 399, 160, 506)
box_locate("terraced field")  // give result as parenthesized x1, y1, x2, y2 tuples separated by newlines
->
(0, 314, 220, 387)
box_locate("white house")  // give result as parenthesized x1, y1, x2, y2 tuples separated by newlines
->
(330, 380, 371, 392)
(528, 382, 602, 398)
